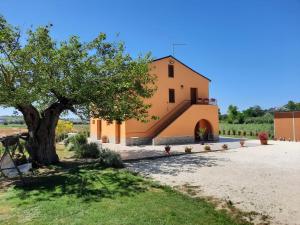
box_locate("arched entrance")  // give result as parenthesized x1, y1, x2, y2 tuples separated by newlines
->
(194, 119, 213, 142)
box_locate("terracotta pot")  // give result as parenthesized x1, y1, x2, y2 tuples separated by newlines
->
(260, 139, 268, 145)
(185, 148, 192, 153)
(102, 136, 108, 143)
(240, 140, 245, 147)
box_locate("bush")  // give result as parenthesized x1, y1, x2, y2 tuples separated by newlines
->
(65, 133, 87, 147)
(97, 149, 124, 168)
(185, 146, 192, 153)
(56, 120, 74, 142)
(75, 143, 100, 159)
(204, 145, 211, 151)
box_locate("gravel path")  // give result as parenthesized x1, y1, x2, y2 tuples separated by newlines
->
(126, 140, 300, 225)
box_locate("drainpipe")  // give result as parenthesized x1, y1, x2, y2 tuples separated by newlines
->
(292, 111, 296, 142)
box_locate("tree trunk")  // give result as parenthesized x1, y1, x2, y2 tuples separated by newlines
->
(18, 103, 65, 165)
(26, 116, 59, 165)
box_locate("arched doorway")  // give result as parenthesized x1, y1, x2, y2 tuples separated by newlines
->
(194, 119, 213, 142)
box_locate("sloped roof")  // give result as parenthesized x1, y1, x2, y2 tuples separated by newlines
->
(152, 55, 211, 82)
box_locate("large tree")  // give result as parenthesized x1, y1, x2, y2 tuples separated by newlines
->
(0, 16, 156, 165)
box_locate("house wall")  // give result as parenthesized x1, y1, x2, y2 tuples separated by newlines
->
(125, 56, 210, 138)
(90, 118, 101, 140)
(90, 56, 218, 145)
(153, 104, 219, 145)
(274, 112, 300, 141)
(99, 120, 126, 144)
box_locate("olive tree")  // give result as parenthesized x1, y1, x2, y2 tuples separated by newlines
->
(0, 16, 156, 165)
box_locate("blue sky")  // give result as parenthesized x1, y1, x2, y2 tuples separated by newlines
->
(1, 0, 300, 115)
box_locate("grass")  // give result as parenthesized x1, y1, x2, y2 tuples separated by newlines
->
(0, 163, 249, 225)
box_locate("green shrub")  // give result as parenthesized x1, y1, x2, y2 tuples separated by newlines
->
(65, 133, 87, 147)
(98, 148, 124, 168)
(75, 143, 100, 159)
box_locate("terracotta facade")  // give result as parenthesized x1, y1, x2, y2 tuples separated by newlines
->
(274, 111, 300, 141)
(90, 55, 219, 145)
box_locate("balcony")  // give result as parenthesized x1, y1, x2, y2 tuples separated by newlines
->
(196, 98, 217, 106)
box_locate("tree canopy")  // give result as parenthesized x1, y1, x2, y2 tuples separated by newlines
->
(0, 16, 156, 122)
(0, 16, 156, 164)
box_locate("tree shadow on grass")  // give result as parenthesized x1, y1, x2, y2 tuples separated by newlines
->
(9, 165, 149, 204)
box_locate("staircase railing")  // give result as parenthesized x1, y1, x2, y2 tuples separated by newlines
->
(131, 100, 191, 138)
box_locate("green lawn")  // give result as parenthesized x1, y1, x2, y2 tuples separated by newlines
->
(0, 164, 249, 225)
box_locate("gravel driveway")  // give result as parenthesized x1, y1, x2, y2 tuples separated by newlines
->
(126, 140, 300, 225)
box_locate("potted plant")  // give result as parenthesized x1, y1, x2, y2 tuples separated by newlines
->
(222, 144, 228, 150)
(240, 139, 245, 147)
(185, 146, 192, 153)
(165, 145, 171, 155)
(258, 132, 268, 145)
(204, 145, 211, 151)
(197, 127, 206, 145)
(101, 135, 108, 143)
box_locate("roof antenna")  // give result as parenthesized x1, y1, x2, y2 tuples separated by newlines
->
(172, 43, 186, 56)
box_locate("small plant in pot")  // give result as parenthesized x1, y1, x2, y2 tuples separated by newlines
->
(197, 127, 206, 145)
(165, 145, 171, 155)
(204, 145, 211, 151)
(185, 146, 192, 153)
(222, 144, 228, 150)
(258, 132, 268, 145)
(101, 135, 108, 143)
(240, 139, 245, 147)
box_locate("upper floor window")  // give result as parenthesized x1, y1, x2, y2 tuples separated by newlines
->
(169, 89, 175, 103)
(168, 64, 174, 78)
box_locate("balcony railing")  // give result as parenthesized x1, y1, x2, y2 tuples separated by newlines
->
(196, 98, 217, 106)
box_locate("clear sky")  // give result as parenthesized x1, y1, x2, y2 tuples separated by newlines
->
(1, 0, 300, 115)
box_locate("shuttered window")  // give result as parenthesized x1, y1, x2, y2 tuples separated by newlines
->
(168, 64, 174, 77)
(169, 89, 175, 103)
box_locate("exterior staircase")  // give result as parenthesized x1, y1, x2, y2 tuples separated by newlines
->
(145, 100, 192, 142)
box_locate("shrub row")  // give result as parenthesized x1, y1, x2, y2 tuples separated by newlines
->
(64, 133, 123, 168)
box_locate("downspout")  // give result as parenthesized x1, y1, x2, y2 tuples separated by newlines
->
(292, 111, 296, 142)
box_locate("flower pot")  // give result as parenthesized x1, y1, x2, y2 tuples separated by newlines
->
(185, 148, 192, 153)
(102, 136, 108, 143)
(260, 139, 268, 145)
(240, 140, 245, 147)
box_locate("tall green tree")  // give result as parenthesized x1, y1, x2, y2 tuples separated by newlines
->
(284, 101, 300, 111)
(227, 105, 238, 124)
(0, 16, 156, 165)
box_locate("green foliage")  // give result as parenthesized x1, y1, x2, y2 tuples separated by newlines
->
(97, 148, 124, 168)
(0, 15, 156, 125)
(75, 143, 100, 159)
(65, 133, 88, 147)
(197, 127, 206, 137)
(227, 105, 239, 124)
(244, 113, 273, 124)
(281, 100, 300, 111)
(220, 123, 274, 138)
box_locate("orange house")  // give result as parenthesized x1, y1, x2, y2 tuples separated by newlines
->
(274, 111, 300, 141)
(90, 55, 219, 145)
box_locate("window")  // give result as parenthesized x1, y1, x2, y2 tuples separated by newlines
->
(168, 64, 174, 77)
(169, 89, 175, 103)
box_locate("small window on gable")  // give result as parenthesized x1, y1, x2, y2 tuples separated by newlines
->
(168, 64, 174, 77)
(169, 89, 175, 103)
(92, 120, 95, 124)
